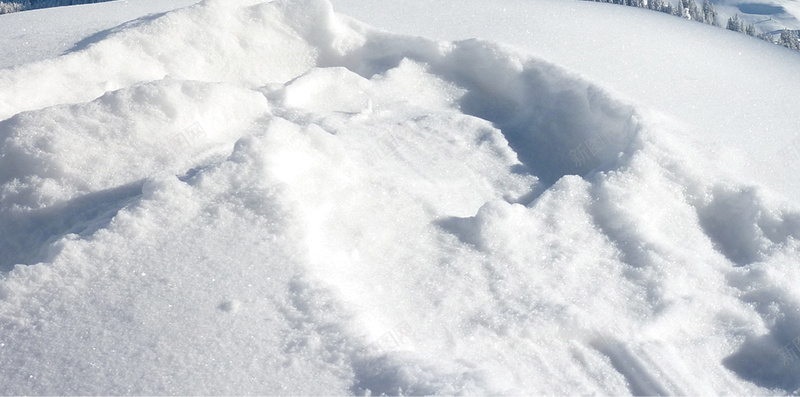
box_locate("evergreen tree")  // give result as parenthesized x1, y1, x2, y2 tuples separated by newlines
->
(780, 29, 800, 50)
(647, 0, 665, 12)
(727, 14, 744, 33)
(702, 0, 718, 26)
(0, 3, 22, 14)
(757, 32, 774, 43)
(679, 0, 701, 21)
(0, 0, 110, 14)
(582, 0, 796, 52)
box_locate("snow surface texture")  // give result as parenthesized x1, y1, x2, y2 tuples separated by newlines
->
(0, 0, 799, 394)
(0, 0, 201, 69)
(335, 0, 800, 203)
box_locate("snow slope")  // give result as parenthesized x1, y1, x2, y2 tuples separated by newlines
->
(0, 0, 200, 69)
(712, 0, 800, 32)
(1, 0, 799, 395)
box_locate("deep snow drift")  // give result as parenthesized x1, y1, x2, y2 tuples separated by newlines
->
(1, 0, 799, 395)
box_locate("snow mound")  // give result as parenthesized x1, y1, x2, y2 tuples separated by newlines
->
(0, 0, 799, 394)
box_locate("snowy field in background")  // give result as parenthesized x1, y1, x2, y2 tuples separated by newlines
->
(1, 0, 800, 394)
(713, 0, 800, 32)
(0, 0, 200, 68)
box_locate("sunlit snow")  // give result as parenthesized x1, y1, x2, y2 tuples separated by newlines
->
(0, 0, 799, 395)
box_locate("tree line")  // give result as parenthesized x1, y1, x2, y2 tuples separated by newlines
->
(0, 0, 112, 14)
(587, 0, 800, 52)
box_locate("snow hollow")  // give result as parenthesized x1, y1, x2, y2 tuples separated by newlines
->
(0, 0, 799, 394)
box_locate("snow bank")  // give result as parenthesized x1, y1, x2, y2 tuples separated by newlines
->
(0, 0, 335, 119)
(0, 0, 201, 69)
(1, 0, 799, 394)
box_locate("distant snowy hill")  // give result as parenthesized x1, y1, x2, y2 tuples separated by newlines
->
(713, 0, 800, 32)
(0, 0, 799, 395)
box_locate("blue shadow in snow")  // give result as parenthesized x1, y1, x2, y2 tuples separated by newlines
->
(0, 181, 142, 273)
(64, 11, 169, 55)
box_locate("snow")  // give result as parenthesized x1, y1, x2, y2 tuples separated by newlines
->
(713, 0, 800, 33)
(0, 0, 201, 69)
(0, 0, 799, 394)
(334, 0, 800, 202)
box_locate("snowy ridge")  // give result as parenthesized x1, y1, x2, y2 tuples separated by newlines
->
(0, 0, 799, 394)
